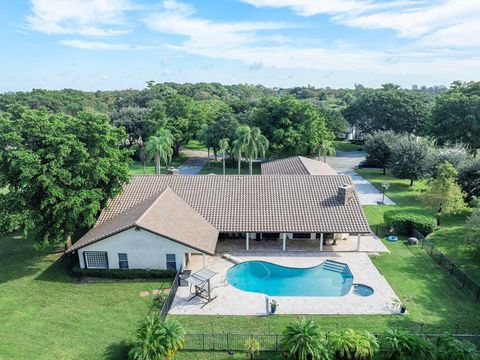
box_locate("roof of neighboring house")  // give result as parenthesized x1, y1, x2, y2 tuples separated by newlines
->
(66, 187, 219, 255)
(261, 156, 337, 175)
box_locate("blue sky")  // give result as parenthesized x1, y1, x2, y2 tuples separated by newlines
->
(0, 0, 479, 91)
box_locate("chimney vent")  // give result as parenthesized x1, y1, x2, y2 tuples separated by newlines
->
(167, 167, 180, 175)
(337, 184, 354, 205)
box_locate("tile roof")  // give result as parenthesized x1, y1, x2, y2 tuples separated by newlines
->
(261, 156, 337, 175)
(66, 187, 219, 254)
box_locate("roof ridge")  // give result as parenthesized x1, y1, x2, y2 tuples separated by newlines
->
(135, 187, 173, 225)
(297, 156, 311, 174)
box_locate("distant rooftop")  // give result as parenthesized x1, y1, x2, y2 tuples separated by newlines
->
(261, 156, 337, 176)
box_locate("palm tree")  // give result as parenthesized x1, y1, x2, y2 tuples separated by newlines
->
(281, 318, 332, 360)
(329, 329, 379, 360)
(318, 139, 336, 162)
(128, 315, 185, 360)
(244, 127, 269, 175)
(145, 129, 173, 174)
(244, 338, 260, 360)
(233, 125, 250, 175)
(219, 138, 229, 175)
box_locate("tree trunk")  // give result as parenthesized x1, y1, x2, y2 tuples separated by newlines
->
(154, 154, 160, 175)
(223, 151, 226, 175)
(173, 143, 180, 158)
(207, 148, 211, 170)
(249, 159, 253, 175)
(410, 178, 414, 186)
(383, 167, 386, 175)
(237, 156, 241, 175)
(66, 235, 72, 249)
(317, 149, 321, 161)
(214, 149, 218, 161)
(324, 155, 327, 163)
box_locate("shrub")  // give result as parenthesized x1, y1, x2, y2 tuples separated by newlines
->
(71, 266, 176, 279)
(384, 208, 437, 236)
(380, 329, 435, 360)
(281, 318, 332, 360)
(435, 335, 479, 360)
(329, 329, 379, 360)
(244, 338, 261, 360)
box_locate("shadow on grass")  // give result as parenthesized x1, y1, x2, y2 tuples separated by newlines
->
(35, 253, 76, 283)
(104, 340, 130, 360)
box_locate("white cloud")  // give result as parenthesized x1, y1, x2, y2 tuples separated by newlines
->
(59, 39, 151, 50)
(26, 0, 133, 36)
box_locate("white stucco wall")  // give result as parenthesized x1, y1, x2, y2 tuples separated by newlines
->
(77, 227, 202, 270)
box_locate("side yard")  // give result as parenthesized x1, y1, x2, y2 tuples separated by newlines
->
(357, 168, 478, 283)
(0, 234, 171, 360)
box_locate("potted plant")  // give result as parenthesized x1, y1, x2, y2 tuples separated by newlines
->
(392, 296, 411, 314)
(270, 299, 278, 314)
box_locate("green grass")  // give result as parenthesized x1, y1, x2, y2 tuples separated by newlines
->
(199, 160, 262, 175)
(357, 168, 479, 283)
(184, 140, 208, 152)
(0, 234, 171, 360)
(334, 140, 363, 152)
(177, 351, 283, 359)
(129, 156, 188, 175)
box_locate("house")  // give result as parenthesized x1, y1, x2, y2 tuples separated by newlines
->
(66, 173, 370, 271)
(261, 156, 337, 175)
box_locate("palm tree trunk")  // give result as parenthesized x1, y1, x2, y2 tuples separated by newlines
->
(249, 159, 253, 175)
(223, 151, 226, 175)
(324, 155, 327, 163)
(207, 148, 211, 170)
(155, 154, 160, 175)
(410, 178, 414, 186)
(237, 155, 241, 175)
(318, 149, 321, 161)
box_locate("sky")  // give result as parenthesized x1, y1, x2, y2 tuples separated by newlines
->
(0, 0, 479, 91)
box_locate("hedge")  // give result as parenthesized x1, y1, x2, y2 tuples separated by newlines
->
(384, 208, 437, 236)
(71, 266, 176, 279)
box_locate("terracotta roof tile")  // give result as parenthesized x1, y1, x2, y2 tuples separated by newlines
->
(261, 156, 337, 175)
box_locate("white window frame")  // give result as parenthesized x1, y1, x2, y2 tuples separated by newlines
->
(84, 251, 108, 269)
(118, 253, 129, 269)
(166, 254, 176, 270)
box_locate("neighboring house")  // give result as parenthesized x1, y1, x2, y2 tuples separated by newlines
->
(261, 156, 337, 175)
(346, 125, 366, 141)
(66, 173, 370, 271)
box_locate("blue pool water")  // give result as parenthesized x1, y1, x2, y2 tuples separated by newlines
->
(226, 260, 354, 297)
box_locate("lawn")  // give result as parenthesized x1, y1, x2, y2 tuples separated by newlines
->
(199, 160, 262, 175)
(334, 140, 363, 152)
(129, 156, 188, 175)
(184, 140, 208, 152)
(0, 234, 171, 360)
(357, 168, 479, 283)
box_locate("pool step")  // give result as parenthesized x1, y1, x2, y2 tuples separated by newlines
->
(322, 260, 349, 274)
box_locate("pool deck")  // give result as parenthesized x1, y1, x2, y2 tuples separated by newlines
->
(170, 253, 399, 316)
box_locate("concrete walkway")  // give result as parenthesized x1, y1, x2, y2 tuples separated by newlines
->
(326, 150, 395, 205)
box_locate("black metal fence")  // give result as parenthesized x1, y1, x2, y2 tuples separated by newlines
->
(182, 332, 480, 351)
(160, 264, 182, 320)
(413, 228, 480, 302)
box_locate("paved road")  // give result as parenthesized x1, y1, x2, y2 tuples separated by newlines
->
(326, 150, 395, 205)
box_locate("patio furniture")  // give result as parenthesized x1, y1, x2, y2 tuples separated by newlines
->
(186, 268, 218, 306)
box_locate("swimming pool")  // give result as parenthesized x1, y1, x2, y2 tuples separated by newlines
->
(226, 260, 354, 297)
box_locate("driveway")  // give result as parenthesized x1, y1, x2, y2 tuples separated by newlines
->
(326, 150, 395, 205)
(178, 148, 208, 175)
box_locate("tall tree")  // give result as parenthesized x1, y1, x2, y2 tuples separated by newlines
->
(364, 130, 397, 174)
(232, 125, 250, 175)
(390, 135, 430, 186)
(0, 108, 131, 248)
(317, 139, 336, 162)
(343, 86, 430, 135)
(428, 81, 480, 156)
(422, 162, 465, 225)
(145, 129, 173, 174)
(458, 159, 480, 202)
(243, 127, 269, 175)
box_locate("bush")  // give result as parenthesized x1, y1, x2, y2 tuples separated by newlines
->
(71, 266, 176, 279)
(329, 329, 379, 360)
(384, 208, 437, 236)
(435, 335, 479, 360)
(380, 329, 435, 360)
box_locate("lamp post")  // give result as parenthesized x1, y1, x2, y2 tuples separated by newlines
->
(382, 180, 390, 204)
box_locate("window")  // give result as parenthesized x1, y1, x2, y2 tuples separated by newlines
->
(166, 254, 176, 270)
(118, 253, 129, 269)
(84, 251, 108, 269)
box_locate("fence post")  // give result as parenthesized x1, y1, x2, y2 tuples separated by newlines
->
(202, 333, 205, 351)
(451, 262, 454, 275)
(462, 274, 467, 288)
(439, 253, 443, 265)
(476, 286, 480, 301)
(275, 334, 279, 351)
(226, 333, 229, 351)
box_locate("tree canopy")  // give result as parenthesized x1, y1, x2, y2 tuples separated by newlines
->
(390, 135, 431, 186)
(0, 108, 131, 247)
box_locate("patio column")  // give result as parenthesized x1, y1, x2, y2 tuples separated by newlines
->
(320, 233, 323, 251)
(356, 234, 361, 251)
(246, 233, 250, 251)
(202, 253, 206, 268)
(282, 233, 286, 251)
